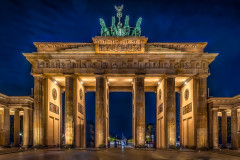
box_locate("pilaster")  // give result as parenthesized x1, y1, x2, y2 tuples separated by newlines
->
(3, 108, 10, 147)
(133, 75, 145, 148)
(221, 111, 227, 148)
(196, 75, 208, 149)
(14, 110, 20, 147)
(33, 75, 46, 147)
(164, 76, 176, 148)
(23, 108, 30, 147)
(65, 75, 75, 147)
(212, 109, 219, 149)
(95, 74, 108, 148)
(231, 108, 238, 149)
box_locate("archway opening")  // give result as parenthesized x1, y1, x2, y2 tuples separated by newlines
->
(85, 92, 95, 148)
(145, 92, 156, 148)
(109, 92, 132, 147)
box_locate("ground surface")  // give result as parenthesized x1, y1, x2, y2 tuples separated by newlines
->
(0, 148, 240, 160)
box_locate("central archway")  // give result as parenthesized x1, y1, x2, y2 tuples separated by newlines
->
(109, 92, 132, 147)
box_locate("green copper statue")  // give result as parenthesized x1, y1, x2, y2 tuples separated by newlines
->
(111, 17, 118, 36)
(124, 15, 130, 36)
(99, 5, 142, 37)
(131, 17, 142, 36)
(100, 18, 110, 36)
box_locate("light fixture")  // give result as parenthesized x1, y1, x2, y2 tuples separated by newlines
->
(184, 81, 187, 85)
(158, 81, 160, 85)
(80, 81, 83, 84)
(54, 81, 57, 84)
(107, 81, 110, 84)
(131, 81, 134, 85)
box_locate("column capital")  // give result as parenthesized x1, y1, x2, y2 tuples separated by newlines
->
(221, 110, 228, 113)
(165, 75, 176, 78)
(94, 74, 106, 78)
(31, 73, 44, 78)
(134, 74, 145, 79)
(231, 108, 237, 111)
(195, 74, 209, 79)
(64, 74, 75, 78)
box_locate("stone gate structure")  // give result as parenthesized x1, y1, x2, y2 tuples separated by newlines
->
(0, 6, 239, 150)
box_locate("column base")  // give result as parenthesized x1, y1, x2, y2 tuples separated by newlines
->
(63, 145, 74, 149)
(134, 145, 146, 148)
(22, 145, 30, 148)
(96, 144, 106, 148)
(168, 145, 176, 149)
(230, 147, 239, 150)
(197, 147, 209, 151)
(33, 145, 47, 149)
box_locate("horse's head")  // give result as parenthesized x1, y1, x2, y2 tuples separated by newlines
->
(100, 18, 105, 27)
(137, 17, 142, 27)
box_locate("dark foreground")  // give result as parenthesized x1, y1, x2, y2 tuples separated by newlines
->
(0, 148, 240, 160)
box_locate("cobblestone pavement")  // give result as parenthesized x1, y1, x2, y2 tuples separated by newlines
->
(0, 148, 240, 160)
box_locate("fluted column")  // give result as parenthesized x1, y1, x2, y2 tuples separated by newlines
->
(95, 75, 107, 148)
(221, 111, 227, 148)
(33, 75, 46, 147)
(133, 75, 145, 147)
(29, 109, 33, 146)
(238, 111, 240, 148)
(23, 108, 30, 147)
(65, 76, 75, 146)
(60, 88, 64, 146)
(14, 110, 20, 146)
(212, 110, 219, 149)
(196, 76, 208, 149)
(164, 76, 176, 148)
(208, 107, 213, 149)
(3, 108, 10, 147)
(231, 108, 238, 149)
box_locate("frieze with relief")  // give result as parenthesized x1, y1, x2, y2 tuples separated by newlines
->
(183, 103, 192, 115)
(92, 36, 148, 54)
(49, 102, 59, 115)
(158, 103, 163, 115)
(78, 103, 84, 114)
(36, 59, 209, 72)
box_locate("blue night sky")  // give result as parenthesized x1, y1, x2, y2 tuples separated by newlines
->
(0, 0, 240, 138)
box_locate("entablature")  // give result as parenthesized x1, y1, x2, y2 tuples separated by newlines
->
(23, 53, 217, 76)
(208, 95, 240, 110)
(0, 93, 33, 109)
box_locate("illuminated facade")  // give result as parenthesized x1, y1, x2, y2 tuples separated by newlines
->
(0, 6, 239, 150)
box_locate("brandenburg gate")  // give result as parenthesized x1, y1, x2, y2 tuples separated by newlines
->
(1, 6, 239, 150)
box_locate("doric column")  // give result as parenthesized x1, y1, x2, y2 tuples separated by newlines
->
(33, 75, 46, 147)
(14, 110, 20, 146)
(208, 106, 213, 149)
(60, 88, 64, 146)
(231, 108, 238, 149)
(65, 75, 75, 146)
(212, 109, 219, 149)
(23, 109, 30, 147)
(221, 111, 227, 148)
(238, 111, 240, 148)
(95, 75, 108, 148)
(196, 76, 208, 149)
(133, 75, 145, 147)
(164, 76, 176, 148)
(3, 108, 10, 147)
(29, 109, 33, 146)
